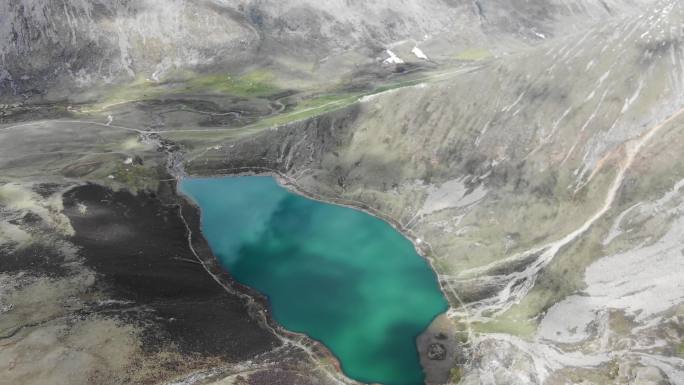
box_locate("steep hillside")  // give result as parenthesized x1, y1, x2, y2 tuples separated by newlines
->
(1, 0, 650, 101)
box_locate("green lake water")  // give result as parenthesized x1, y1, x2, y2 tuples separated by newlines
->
(180, 176, 448, 385)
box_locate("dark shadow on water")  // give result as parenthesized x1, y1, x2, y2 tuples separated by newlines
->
(231, 194, 367, 335)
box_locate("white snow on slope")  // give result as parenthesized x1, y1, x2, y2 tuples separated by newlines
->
(412, 46, 429, 60)
(383, 49, 404, 64)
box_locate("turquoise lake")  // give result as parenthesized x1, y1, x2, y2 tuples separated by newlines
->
(180, 176, 448, 385)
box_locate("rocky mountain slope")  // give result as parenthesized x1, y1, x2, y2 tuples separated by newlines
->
(1, 0, 651, 101)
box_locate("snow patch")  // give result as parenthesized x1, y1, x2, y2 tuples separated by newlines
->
(383, 50, 404, 65)
(411, 46, 429, 60)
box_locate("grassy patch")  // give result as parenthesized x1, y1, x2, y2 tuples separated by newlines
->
(158, 67, 472, 154)
(87, 76, 166, 111)
(472, 316, 537, 338)
(677, 342, 684, 358)
(112, 164, 158, 192)
(185, 70, 280, 97)
(608, 310, 635, 336)
(295, 93, 358, 109)
(252, 78, 424, 129)
(80, 70, 282, 113)
(449, 367, 463, 383)
(259, 93, 361, 127)
(455, 48, 492, 61)
(371, 79, 424, 94)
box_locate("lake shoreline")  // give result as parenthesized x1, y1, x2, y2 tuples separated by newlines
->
(178, 167, 454, 309)
(175, 175, 357, 385)
(177, 168, 453, 385)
